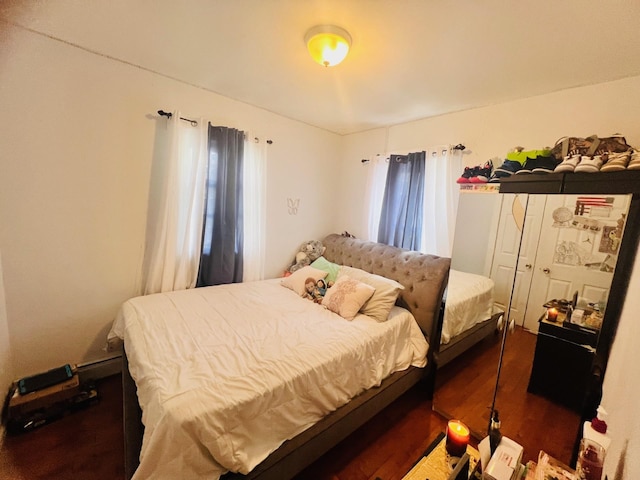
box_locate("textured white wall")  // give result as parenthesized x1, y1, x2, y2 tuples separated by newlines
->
(601, 248, 640, 479)
(0, 23, 341, 379)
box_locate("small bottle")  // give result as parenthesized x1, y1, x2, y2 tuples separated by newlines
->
(489, 409, 502, 455)
(583, 406, 611, 453)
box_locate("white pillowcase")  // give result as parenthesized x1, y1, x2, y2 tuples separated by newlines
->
(281, 266, 328, 296)
(321, 275, 375, 320)
(338, 266, 405, 322)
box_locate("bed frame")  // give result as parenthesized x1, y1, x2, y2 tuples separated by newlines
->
(122, 233, 451, 480)
(435, 311, 503, 368)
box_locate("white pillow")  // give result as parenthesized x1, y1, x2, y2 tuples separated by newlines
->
(338, 266, 405, 322)
(281, 266, 328, 296)
(321, 275, 375, 320)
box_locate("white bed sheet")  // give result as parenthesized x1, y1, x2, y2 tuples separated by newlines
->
(108, 278, 428, 480)
(441, 269, 495, 345)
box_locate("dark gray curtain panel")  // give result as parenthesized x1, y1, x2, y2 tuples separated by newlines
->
(377, 151, 425, 250)
(197, 125, 244, 286)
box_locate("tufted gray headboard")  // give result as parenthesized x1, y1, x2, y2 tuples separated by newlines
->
(322, 234, 451, 348)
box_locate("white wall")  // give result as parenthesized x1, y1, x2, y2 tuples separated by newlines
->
(338, 75, 640, 480)
(601, 247, 640, 479)
(0, 23, 342, 380)
(337, 75, 640, 239)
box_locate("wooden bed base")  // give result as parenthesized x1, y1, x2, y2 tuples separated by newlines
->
(122, 352, 428, 480)
(436, 311, 503, 368)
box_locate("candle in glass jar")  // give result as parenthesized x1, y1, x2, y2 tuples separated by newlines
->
(446, 420, 470, 457)
(547, 307, 559, 322)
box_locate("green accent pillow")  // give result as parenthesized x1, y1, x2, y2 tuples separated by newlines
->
(310, 257, 340, 284)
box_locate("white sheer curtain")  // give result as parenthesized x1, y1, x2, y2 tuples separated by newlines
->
(363, 154, 389, 242)
(141, 112, 208, 294)
(420, 146, 463, 257)
(242, 134, 267, 281)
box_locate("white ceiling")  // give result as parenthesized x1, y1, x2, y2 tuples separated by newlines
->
(3, 0, 640, 135)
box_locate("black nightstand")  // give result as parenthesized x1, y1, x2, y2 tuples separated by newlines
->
(527, 316, 597, 412)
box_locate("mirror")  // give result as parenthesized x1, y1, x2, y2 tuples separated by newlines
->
(433, 189, 524, 435)
(434, 190, 631, 465)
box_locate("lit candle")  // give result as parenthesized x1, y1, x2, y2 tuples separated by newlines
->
(547, 307, 559, 322)
(446, 420, 470, 457)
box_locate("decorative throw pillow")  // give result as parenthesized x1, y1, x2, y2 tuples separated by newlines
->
(310, 256, 341, 284)
(338, 266, 405, 322)
(321, 275, 375, 320)
(281, 266, 327, 296)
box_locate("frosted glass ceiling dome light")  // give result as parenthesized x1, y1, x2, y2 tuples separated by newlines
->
(305, 25, 352, 67)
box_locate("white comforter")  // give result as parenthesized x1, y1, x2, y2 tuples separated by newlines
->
(441, 269, 495, 344)
(108, 279, 428, 479)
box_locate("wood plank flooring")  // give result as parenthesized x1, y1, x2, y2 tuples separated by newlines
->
(0, 328, 580, 479)
(0, 375, 124, 480)
(0, 376, 448, 480)
(434, 326, 581, 466)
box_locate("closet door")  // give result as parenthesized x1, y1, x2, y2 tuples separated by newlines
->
(489, 194, 544, 327)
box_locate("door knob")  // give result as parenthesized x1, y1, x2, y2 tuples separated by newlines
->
(543, 268, 551, 274)
(525, 263, 532, 270)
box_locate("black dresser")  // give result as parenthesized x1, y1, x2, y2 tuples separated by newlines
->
(527, 317, 598, 412)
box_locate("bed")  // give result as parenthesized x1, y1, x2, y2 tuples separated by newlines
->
(436, 269, 502, 368)
(110, 233, 450, 480)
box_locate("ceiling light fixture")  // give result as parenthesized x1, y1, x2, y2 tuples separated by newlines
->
(304, 25, 352, 67)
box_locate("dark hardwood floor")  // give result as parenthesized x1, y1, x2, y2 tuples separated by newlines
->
(0, 374, 125, 480)
(434, 326, 581, 466)
(0, 375, 448, 480)
(0, 329, 580, 479)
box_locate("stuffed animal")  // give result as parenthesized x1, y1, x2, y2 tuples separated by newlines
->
(289, 239, 326, 273)
(316, 279, 328, 297)
(302, 277, 325, 304)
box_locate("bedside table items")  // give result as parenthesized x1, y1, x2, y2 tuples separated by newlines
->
(543, 298, 571, 324)
(446, 420, 471, 457)
(583, 406, 611, 454)
(401, 432, 481, 480)
(483, 436, 524, 480)
(534, 451, 575, 480)
(567, 305, 603, 332)
(488, 410, 502, 455)
(575, 411, 609, 480)
(576, 438, 605, 480)
(569, 308, 584, 325)
(542, 294, 604, 332)
(546, 307, 559, 322)
(448, 453, 471, 480)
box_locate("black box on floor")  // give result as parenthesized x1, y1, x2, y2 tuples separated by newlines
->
(7, 380, 99, 434)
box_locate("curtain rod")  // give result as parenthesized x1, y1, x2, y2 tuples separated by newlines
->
(360, 143, 466, 163)
(157, 109, 273, 144)
(157, 109, 198, 126)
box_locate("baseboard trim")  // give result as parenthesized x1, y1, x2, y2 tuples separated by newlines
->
(77, 355, 122, 383)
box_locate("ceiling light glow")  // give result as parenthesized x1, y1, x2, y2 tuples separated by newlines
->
(305, 25, 352, 67)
